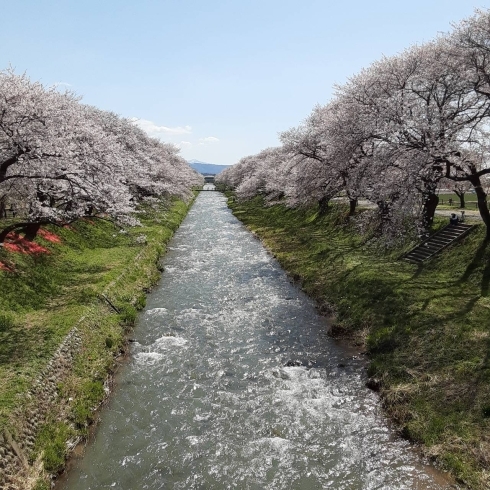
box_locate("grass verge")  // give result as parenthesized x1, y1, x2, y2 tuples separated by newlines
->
(229, 196, 490, 489)
(0, 197, 192, 488)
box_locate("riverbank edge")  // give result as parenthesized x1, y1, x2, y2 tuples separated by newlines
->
(227, 196, 490, 489)
(0, 197, 195, 490)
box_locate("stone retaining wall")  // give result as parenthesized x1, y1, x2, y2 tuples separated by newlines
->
(0, 328, 82, 490)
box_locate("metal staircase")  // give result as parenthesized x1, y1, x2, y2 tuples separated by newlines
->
(403, 223, 474, 264)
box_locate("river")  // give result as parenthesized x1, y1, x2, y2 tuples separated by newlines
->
(58, 190, 452, 489)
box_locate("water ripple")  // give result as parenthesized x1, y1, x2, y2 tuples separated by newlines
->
(58, 192, 452, 490)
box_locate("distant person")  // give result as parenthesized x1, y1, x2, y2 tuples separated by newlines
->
(449, 213, 459, 225)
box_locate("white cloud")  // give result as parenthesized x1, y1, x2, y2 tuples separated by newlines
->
(131, 118, 192, 137)
(178, 141, 192, 148)
(198, 136, 220, 145)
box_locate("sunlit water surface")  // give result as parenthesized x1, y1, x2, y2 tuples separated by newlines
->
(59, 191, 452, 489)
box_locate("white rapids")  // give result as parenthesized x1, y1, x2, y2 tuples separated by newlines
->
(58, 191, 452, 489)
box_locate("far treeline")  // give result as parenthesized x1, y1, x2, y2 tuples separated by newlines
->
(217, 9, 490, 244)
(0, 69, 203, 245)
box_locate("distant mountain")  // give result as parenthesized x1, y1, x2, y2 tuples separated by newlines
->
(188, 159, 231, 175)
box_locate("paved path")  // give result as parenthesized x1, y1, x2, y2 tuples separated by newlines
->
(434, 208, 481, 222)
(353, 199, 483, 222)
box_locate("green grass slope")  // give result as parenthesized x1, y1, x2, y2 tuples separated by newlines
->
(0, 198, 191, 488)
(229, 196, 490, 489)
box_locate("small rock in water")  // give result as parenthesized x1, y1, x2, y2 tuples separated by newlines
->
(284, 359, 318, 368)
(366, 377, 381, 391)
(272, 369, 290, 380)
(284, 359, 303, 367)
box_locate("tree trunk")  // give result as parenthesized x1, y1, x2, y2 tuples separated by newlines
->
(0, 222, 27, 243)
(375, 200, 392, 236)
(0, 198, 5, 219)
(0, 220, 52, 244)
(472, 180, 490, 240)
(422, 193, 439, 230)
(318, 196, 329, 215)
(348, 198, 357, 216)
(0, 154, 21, 184)
(23, 222, 41, 241)
(454, 191, 465, 209)
(0, 227, 10, 243)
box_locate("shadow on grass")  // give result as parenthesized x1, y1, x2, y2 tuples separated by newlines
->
(0, 260, 110, 312)
(458, 240, 490, 296)
(409, 264, 427, 280)
(0, 315, 33, 365)
(414, 288, 475, 313)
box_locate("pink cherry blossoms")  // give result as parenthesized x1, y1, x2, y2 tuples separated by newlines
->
(217, 9, 490, 242)
(0, 69, 203, 243)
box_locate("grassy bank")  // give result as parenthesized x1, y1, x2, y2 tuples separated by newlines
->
(229, 196, 490, 489)
(0, 197, 191, 489)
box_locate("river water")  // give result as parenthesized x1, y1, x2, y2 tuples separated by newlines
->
(59, 191, 452, 489)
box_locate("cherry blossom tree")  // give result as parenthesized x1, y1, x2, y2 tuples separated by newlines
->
(0, 69, 200, 244)
(219, 9, 490, 242)
(280, 104, 345, 214)
(337, 36, 490, 233)
(438, 11, 490, 234)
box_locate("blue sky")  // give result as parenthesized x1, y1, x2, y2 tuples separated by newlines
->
(0, 1, 485, 165)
